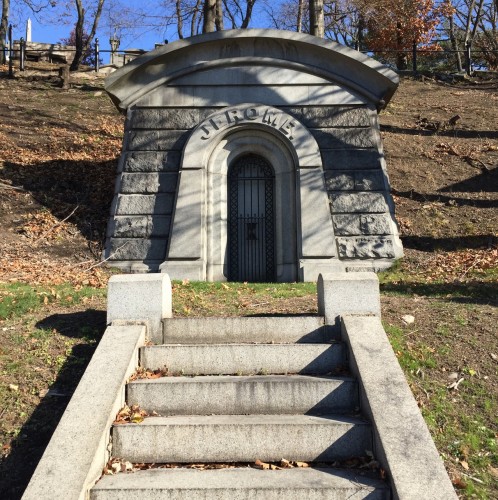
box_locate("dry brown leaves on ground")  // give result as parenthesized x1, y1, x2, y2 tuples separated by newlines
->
(128, 367, 171, 381)
(0, 243, 110, 287)
(411, 247, 497, 282)
(113, 404, 157, 425)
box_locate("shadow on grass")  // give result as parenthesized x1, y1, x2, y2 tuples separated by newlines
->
(392, 188, 498, 209)
(402, 234, 495, 251)
(0, 309, 106, 500)
(380, 281, 498, 305)
(1, 159, 117, 244)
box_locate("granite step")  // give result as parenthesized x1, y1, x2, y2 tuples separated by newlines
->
(127, 374, 358, 415)
(112, 414, 372, 463)
(162, 316, 339, 344)
(91, 467, 390, 500)
(140, 343, 347, 375)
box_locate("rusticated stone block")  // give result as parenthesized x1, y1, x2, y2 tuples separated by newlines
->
(311, 128, 377, 149)
(321, 149, 381, 170)
(112, 216, 171, 238)
(337, 237, 395, 259)
(130, 108, 201, 129)
(333, 214, 392, 236)
(112, 216, 148, 238)
(324, 172, 354, 190)
(360, 214, 391, 235)
(329, 192, 388, 213)
(325, 170, 385, 192)
(123, 151, 181, 172)
(115, 194, 175, 215)
(120, 173, 178, 194)
(108, 238, 168, 261)
(355, 171, 384, 190)
(282, 106, 372, 128)
(128, 130, 190, 151)
(332, 214, 361, 235)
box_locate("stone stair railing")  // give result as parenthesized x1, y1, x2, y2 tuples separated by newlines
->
(22, 273, 457, 500)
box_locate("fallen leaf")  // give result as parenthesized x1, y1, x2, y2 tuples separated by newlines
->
(254, 459, 270, 470)
(130, 413, 144, 424)
(460, 460, 469, 470)
(295, 461, 309, 468)
(452, 476, 467, 489)
(8, 384, 18, 392)
(488, 465, 498, 478)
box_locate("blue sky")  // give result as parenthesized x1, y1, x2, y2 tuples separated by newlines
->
(12, 1, 183, 58)
(10, 0, 276, 63)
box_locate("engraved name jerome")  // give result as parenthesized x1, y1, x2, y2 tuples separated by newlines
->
(199, 106, 297, 141)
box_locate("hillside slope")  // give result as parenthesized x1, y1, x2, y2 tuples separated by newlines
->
(0, 65, 497, 498)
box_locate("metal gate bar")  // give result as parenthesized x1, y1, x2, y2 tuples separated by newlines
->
(228, 155, 275, 282)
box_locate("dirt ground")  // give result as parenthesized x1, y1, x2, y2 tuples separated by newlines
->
(0, 63, 497, 498)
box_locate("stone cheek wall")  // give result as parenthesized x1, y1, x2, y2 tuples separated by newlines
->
(106, 105, 399, 272)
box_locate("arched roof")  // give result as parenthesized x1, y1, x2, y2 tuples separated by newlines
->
(105, 29, 399, 111)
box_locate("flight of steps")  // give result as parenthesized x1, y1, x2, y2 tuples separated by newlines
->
(90, 316, 390, 499)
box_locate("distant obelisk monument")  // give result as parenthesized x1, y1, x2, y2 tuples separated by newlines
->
(26, 18, 32, 42)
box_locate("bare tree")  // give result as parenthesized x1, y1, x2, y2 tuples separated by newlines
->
(1, 0, 9, 57)
(222, 0, 257, 29)
(296, 0, 304, 31)
(70, 0, 105, 71)
(203, 0, 216, 32)
(309, 0, 324, 36)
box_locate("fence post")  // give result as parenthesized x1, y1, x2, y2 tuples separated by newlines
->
(412, 41, 417, 74)
(95, 38, 99, 72)
(465, 41, 472, 75)
(19, 37, 25, 71)
(8, 24, 13, 78)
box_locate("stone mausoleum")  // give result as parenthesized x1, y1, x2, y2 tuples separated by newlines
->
(104, 29, 403, 282)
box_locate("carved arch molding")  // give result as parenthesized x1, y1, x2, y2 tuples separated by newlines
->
(160, 104, 337, 282)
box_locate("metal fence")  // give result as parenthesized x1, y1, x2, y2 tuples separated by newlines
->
(2, 24, 136, 78)
(2, 23, 493, 79)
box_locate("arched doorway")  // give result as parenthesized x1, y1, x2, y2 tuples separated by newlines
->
(162, 105, 337, 282)
(227, 154, 275, 282)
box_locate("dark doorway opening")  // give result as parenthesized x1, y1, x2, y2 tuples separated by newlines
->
(228, 154, 275, 282)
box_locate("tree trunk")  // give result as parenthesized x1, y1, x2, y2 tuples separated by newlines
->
(215, 0, 223, 30)
(240, 0, 256, 29)
(70, 0, 105, 72)
(470, 0, 485, 42)
(176, 0, 184, 39)
(355, 14, 364, 50)
(191, 0, 203, 36)
(396, 21, 407, 70)
(203, 0, 216, 33)
(1, 0, 10, 59)
(464, 0, 477, 47)
(70, 0, 85, 71)
(296, 0, 304, 32)
(309, 0, 324, 38)
(448, 13, 463, 72)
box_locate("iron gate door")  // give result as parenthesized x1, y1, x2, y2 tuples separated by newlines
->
(228, 154, 275, 282)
